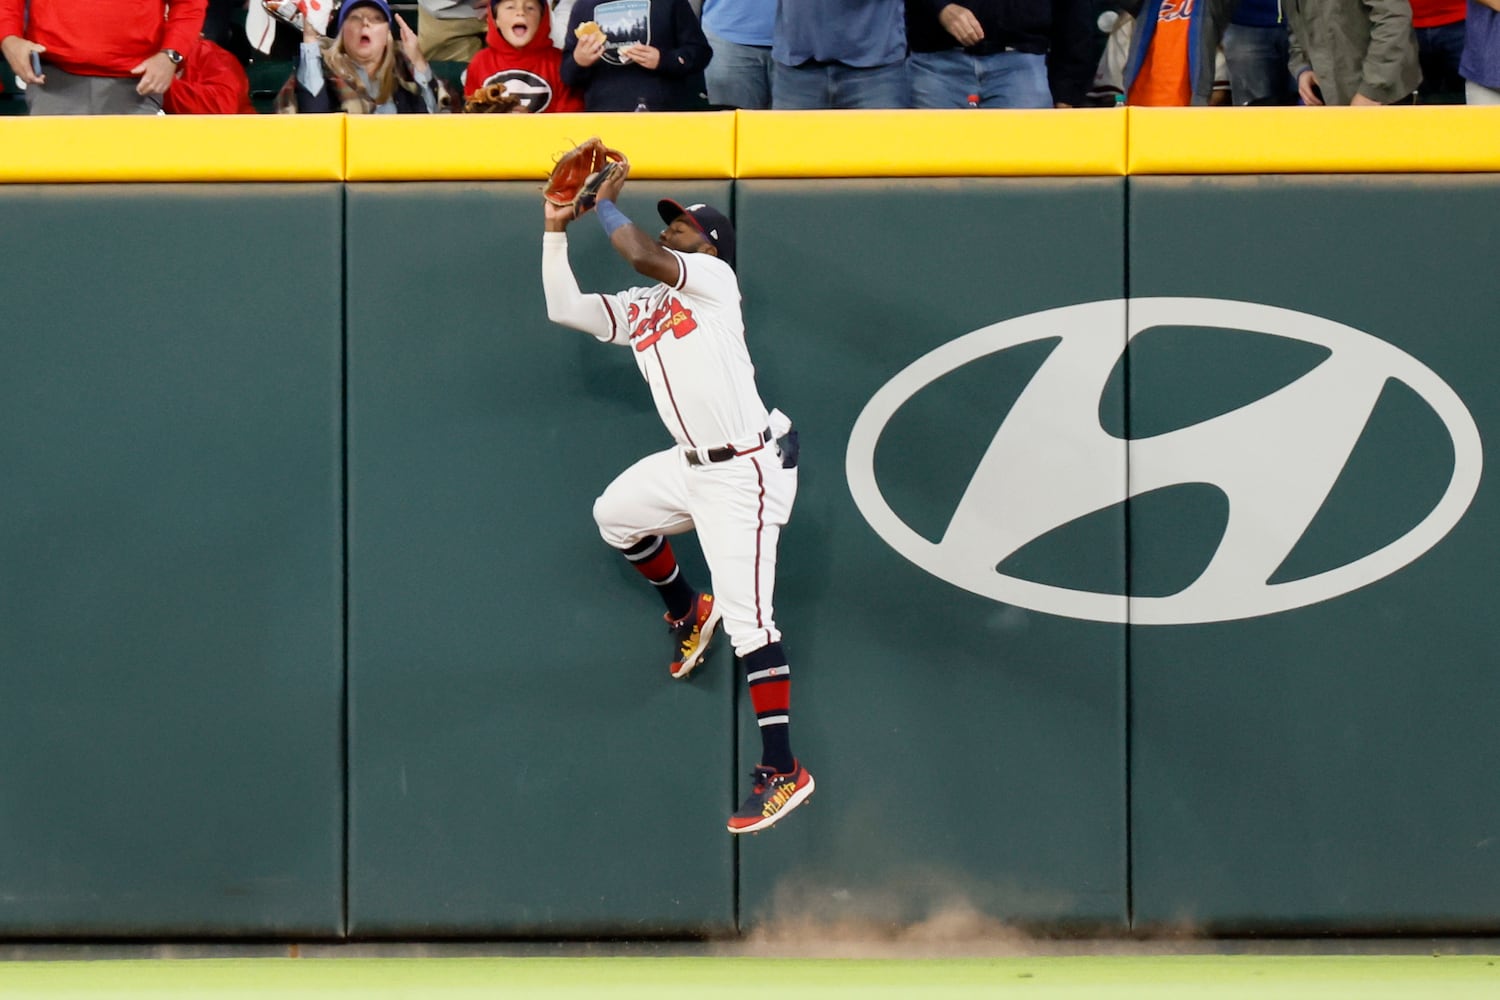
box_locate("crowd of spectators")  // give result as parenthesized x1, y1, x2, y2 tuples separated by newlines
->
(3, 0, 1498, 113)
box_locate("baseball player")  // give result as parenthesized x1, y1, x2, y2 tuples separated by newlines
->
(540, 162, 814, 834)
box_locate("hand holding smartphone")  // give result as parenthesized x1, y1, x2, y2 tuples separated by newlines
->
(29, 50, 42, 77)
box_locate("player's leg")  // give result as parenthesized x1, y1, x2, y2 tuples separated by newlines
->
(594, 448, 721, 678)
(689, 454, 814, 833)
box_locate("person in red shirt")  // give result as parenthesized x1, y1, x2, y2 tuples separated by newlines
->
(0, 0, 207, 113)
(163, 37, 255, 113)
(1411, 0, 1467, 101)
(464, 0, 582, 112)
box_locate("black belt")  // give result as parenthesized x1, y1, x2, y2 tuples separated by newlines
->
(685, 428, 772, 466)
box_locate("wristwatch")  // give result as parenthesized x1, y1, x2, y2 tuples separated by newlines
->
(162, 48, 183, 65)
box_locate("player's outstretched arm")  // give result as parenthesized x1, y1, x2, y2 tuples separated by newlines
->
(542, 202, 614, 338)
(591, 163, 683, 286)
(603, 211, 680, 286)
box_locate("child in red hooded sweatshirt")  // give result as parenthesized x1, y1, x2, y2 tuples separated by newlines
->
(464, 0, 582, 111)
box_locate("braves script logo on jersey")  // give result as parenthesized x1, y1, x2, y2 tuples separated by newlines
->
(845, 298, 1483, 625)
(629, 295, 699, 352)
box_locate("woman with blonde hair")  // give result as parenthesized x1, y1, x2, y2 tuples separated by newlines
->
(277, 0, 452, 112)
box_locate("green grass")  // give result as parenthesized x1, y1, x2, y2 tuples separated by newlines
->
(0, 956, 1497, 998)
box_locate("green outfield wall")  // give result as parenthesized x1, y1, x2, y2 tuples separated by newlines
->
(1, 112, 1497, 939)
(343, 180, 739, 937)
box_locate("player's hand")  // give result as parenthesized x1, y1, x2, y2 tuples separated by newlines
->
(3, 35, 46, 85)
(1297, 70, 1323, 106)
(937, 4, 984, 47)
(131, 51, 177, 95)
(620, 43, 660, 69)
(1350, 92, 1381, 106)
(574, 31, 606, 67)
(596, 158, 629, 203)
(543, 198, 575, 231)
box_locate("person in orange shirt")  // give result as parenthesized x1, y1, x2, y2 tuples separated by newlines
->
(1122, 0, 1234, 104)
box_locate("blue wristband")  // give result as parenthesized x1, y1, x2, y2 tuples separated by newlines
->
(596, 199, 631, 237)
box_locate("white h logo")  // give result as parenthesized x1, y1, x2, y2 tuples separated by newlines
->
(846, 299, 1483, 625)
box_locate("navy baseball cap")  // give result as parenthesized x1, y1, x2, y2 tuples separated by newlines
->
(338, 0, 392, 30)
(658, 199, 736, 270)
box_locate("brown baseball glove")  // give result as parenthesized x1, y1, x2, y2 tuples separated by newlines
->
(544, 137, 627, 217)
(463, 82, 525, 114)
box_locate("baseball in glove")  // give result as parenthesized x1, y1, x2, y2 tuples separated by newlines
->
(544, 137, 627, 217)
(464, 81, 525, 114)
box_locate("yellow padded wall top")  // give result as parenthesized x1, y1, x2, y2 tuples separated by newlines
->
(7, 107, 1499, 183)
(1129, 106, 1500, 174)
(344, 112, 737, 181)
(0, 116, 343, 182)
(734, 109, 1128, 177)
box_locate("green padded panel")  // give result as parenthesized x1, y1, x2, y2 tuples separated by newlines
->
(0, 184, 344, 936)
(345, 180, 737, 936)
(733, 178, 1130, 932)
(1129, 175, 1500, 932)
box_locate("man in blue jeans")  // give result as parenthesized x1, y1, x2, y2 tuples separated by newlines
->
(1411, 0, 1467, 102)
(1222, 0, 1297, 104)
(1461, 0, 1500, 103)
(772, 0, 909, 108)
(905, 0, 1099, 108)
(702, 0, 774, 108)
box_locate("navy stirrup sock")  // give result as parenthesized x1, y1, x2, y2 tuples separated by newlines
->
(743, 642, 794, 774)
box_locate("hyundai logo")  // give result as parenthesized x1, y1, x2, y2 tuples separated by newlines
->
(845, 298, 1483, 624)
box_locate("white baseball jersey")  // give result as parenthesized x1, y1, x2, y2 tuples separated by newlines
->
(543, 234, 769, 450)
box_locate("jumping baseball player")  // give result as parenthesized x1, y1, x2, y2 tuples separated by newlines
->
(540, 162, 814, 834)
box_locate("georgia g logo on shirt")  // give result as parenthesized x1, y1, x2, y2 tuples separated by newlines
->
(475, 70, 554, 112)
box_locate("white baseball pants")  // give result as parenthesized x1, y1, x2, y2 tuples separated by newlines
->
(594, 446, 797, 657)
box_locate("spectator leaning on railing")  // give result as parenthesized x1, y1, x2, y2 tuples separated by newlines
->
(0, 0, 207, 113)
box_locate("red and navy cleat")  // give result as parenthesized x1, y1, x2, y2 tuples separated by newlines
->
(668, 592, 720, 679)
(727, 761, 815, 834)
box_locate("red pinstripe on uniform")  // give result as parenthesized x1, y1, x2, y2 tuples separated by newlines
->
(598, 295, 619, 343)
(652, 342, 696, 447)
(751, 456, 768, 636)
